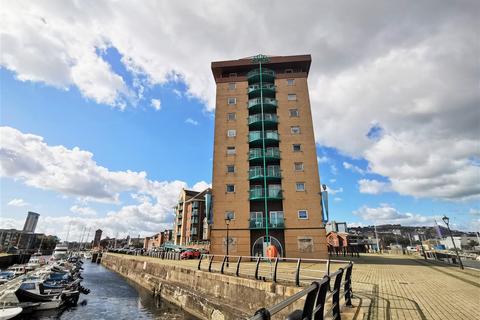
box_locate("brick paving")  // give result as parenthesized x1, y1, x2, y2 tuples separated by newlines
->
(335, 254, 480, 320)
(108, 253, 480, 319)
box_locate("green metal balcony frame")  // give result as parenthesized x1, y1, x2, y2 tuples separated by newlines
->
(248, 113, 278, 129)
(248, 97, 278, 112)
(249, 188, 283, 201)
(249, 131, 279, 146)
(249, 217, 285, 229)
(249, 148, 281, 162)
(247, 68, 275, 83)
(248, 83, 276, 98)
(249, 166, 281, 181)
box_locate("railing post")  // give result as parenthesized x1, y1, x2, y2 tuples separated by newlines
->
(236, 256, 242, 277)
(326, 258, 331, 276)
(344, 263, 353, 307)
(208, 255, 214, 272)
(221, 256, 227, 274)
(312, 276, 330, 320)
(255, 256, 261, 280)
(295, 258, 301, 287)
(332, 268, 344, 320)
(197, 254, 203, 270)
(273, 257, 279, 283)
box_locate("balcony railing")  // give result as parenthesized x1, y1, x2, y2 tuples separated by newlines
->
(249, 166, 281, 180)
(248, 83, 276, 98)
(249, 216, 285, 229)
(248, 98, 278, 112)
(248, 113, 278, 128)
(249, 148, 281, 162)
(248, 131, 279, 146)
(247, 68, 275, 83)
(249, 187, 283, 200)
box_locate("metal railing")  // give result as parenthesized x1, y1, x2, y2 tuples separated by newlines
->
(249, 147, 281, 160)
(250, 262, 354, 320)
(249, 216, 285, 229)
(197, 255, 351, 287)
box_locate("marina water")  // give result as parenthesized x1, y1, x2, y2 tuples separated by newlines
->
(17, 261, 197, 320)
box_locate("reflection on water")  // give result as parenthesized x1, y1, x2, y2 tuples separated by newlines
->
(18, 261, 197, 320)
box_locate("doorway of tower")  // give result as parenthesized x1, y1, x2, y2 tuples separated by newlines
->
(251, 235, 284, 257)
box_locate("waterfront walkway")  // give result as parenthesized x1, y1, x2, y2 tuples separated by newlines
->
(111, 253, 480, 319)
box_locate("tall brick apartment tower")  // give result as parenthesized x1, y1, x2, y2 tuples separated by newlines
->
(209, 54, 327, 258)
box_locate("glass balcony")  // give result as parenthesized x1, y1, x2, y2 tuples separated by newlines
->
(248, 113, 278, 129)
(249, 148, 281, 162)
(249, 217, 285, 229)
(247, 68, 275, 83)
(248, 97, 278, 112)
(249, 166, 281, 181)
(248, 83, 276, 98)
(249, 187, 283, 201)
(192, 209, 198, 217)
(248, 130, 279, 146)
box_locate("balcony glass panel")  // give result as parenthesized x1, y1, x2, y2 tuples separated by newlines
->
(249, 216, 285, 229)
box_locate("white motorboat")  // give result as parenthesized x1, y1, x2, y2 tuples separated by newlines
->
(6, 265, 25, 277)
(0, 307, 22, 320)
(52, 244, 69, 261)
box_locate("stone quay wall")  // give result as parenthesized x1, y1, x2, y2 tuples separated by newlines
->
(101, 253, 304, 320)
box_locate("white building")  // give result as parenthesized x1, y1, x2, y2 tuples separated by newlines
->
(440, 236, 478, 249)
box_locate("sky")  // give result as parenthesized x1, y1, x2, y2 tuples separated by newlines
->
(0, 0, 479, 241)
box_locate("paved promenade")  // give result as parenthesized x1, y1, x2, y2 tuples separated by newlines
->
(109, 253, 479, 319)
(338, 254, 480, 320)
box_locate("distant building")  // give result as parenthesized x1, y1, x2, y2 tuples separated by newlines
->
(326, 221, 348, 233)
(162, 229, 173, 243)
(440, 236, 478, 250)
(173, 188, 210, 246)
(23, 211, 40, 233)
(144, 233, 163, 250)
(93, 229, 102, 247)
(0, 229, 45, 253)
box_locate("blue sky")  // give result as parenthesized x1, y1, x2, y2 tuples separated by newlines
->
(1, 1, 478, 239)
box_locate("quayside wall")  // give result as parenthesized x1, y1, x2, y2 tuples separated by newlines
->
(101, 253, 304, 320)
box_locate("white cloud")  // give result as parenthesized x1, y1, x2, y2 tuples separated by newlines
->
(333, 197, 342, 202)
(358, 179, 392, 195)
(317, 156, 329, 163)
(150, 98, 161, 111)
(1, 1, 478, 200)
(329, 164, 338, 175)
(185, 118, 199, 126)
(469, 208, 480, 217)
(70, 205, 97, 217)
(172, 89, 182, 98)
(353, 204, 433, 226)
(326, 186, 343, 195)
(0, 126, 208, 236)
(343, 162, 367, 175)
(7, 198, 29, 207)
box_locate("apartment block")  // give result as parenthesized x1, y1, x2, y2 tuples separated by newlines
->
(173, 188, 210, 245)
(209, 54, 327, 258)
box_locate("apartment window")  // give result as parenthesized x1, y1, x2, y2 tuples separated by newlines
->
(285, 69, 294, 73)
(225, 211, 235, 220)
(294, 162, 304, 171)
(228, 82, 236, 90)
(291, 126, 301, 134)
(288, 94, 297, 101)
(229, 73, 237, 77)
(298, 210, 309, 219)
(296, 182, 305, 191)
(228, 97, 237, 105)
(226, 184, 235, 193)
(289, 108, 299, 117)
(227, 146, 236, 155)
(292, 144, 302, 152)
(227, 165, 235, 173)
(287, 79, 295, 86)
(227, 129, 236, 137)
(227, 112, 236, 121)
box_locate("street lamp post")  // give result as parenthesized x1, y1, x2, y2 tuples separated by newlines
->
(442, 215, 464, 270)
(225, 213, 232, 267)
